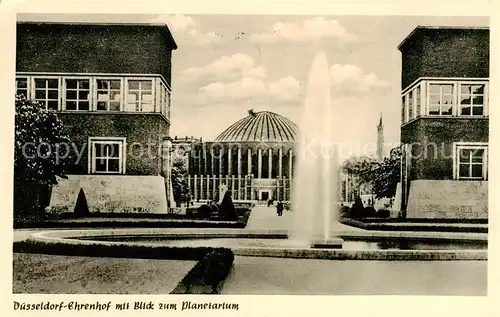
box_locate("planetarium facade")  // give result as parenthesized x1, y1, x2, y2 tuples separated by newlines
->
(184, 110, 298, 202)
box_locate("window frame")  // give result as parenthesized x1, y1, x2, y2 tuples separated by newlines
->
(426, 81, 455, 116)
(94, 77, 124, 112)
(62, 77, 92, 111)
(88, 137, 127, 175)
(415, 84, 421, 118)
(15, 76, 30, 98)
(125, 78, 155, 112)
(458, 82, 488, 117)
(453, 142, 488, 180)
(32, 76, 62, 110)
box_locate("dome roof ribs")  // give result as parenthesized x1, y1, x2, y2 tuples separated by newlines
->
(214, 110, 298, 143)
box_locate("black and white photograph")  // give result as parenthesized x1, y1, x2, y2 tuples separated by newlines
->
(2, 1, 498, 315)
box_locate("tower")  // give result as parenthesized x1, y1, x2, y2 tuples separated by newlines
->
(377, 113, 384, 160)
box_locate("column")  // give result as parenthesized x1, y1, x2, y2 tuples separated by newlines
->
(210, 148, 214, 175)
(206, 174, 210, 199)
(193, 175, 198, 201)
(228, 147, 232, 176)
(237, 148, 242, 175)
(231, 176, 236, 200)
(213, 175, 217, 200)
(200, 175, 204, 200)
(288, 149, 293, 179)
(277, 178, 280, 201)
(258, 148, 262, 178)
(268, 148, 272, 179)
(219, 147, 223, 177)
(244, 176, 248, 200)
(198, 150, 202, 175)
(278, 148, 283, 177)
(203, 148, 207, 175)
(247, 148, 252, 175)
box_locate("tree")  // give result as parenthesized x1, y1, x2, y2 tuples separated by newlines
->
(342, 155, 379, 184)
(171, 156, 190, 206)
(14, 95, 73, 216)
(342, 155, 379, 198)
(372, 147, 401, 199)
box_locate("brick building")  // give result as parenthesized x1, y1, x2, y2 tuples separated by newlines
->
(397, 26, 489, 218)
(15, 22, 177, 213)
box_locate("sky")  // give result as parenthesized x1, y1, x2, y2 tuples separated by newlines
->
(18, 14, 489, 157)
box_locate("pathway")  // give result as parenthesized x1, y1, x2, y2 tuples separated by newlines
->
(245, 205, 366, 233)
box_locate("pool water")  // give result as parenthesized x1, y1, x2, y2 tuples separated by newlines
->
(83, 236, 487, 251)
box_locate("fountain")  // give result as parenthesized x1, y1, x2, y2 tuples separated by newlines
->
(288, 51, 343, 249)
(22, 51, 487, 262)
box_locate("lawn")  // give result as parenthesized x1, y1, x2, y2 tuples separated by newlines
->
(13, 253, 196, 294)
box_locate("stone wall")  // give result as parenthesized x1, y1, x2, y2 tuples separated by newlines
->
(49, 175, 168, 213)
(406, 180, 487, 219)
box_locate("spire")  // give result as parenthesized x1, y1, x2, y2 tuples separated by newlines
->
(377, 112, 384, 160)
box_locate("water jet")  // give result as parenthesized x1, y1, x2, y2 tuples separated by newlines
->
(288, 51, 343, 249)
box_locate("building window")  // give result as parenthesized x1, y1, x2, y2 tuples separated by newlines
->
(415, 85, 421, 118)
(126, 79, 154, 112)
(460, 84, 485, 116)
(65, 79, 90, 111)
(429, 83, 453, 116)
(34, 78, 59, 110)
(454, 143, 488, 180)
(16, 77, 29, 97)
(89, 138, 126, 174)
(96, 79, 122, 111)
(401, 95, 406, 123)
(166, 89, 171, 119)
(159, 84, 171, 119)
(408, 90, 413, 120)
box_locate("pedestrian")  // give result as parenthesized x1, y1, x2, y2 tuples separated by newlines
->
(277, 201, 283, 216)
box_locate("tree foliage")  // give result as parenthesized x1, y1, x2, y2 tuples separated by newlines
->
(341, 155, 379, 191)
(171, 156, 190, 204)
(372, 147, 401, 199)
(342, 148, 401, 200)
(14, 95, 73, 215)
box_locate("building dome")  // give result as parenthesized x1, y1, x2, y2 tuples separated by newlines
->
(215, 110, 298, 143)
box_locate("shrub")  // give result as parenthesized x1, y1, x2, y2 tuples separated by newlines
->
(197, 204, 212, 219)
(13, 240, 218, 261)
(171, 248, 234, 294)
(364, 206, 377, 218)
(377, 209, 391, 218)
(340, 206, 350, 218)
(350, 196, 364, 218)
(218, 191, 237, 220)
(209, 203, 219, 215)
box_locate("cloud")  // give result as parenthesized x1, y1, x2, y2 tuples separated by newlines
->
(196, 76, 302, 105)
(149, 14, 196, 32)
(180, 53, 267, 82)
(148, 14, 222, 46)
(251, 17, 357, 45)
(330, 64, 390, 93)
(269, 76, 302, 102)
(199, 77, 268, 101)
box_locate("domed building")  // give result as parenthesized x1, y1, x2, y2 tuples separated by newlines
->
(184, 110, 298, 202)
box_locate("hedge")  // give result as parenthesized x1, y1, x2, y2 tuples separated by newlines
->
(13, 240, 224, 261)
(14, 207, 253, 229)
(340, 218, 488, 233)
(170, 248, 234, 294)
